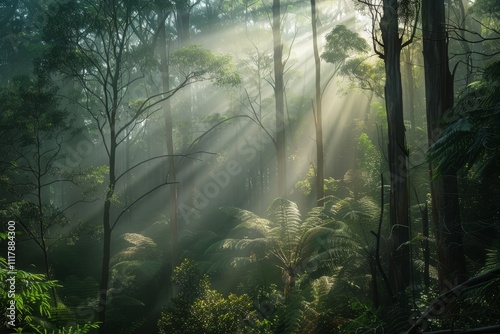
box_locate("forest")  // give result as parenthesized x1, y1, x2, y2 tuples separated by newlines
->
(0, 0, 499, 333)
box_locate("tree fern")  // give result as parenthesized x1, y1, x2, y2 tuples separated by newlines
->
(207, 198, 358, 300)
(428, 59, 500, 179)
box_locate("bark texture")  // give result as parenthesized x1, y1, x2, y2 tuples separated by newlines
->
(422, 0, 467, 290)
(380, 0, 410, 293)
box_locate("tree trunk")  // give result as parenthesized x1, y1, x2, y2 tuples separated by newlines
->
(422, 202, 430, 288)
(403, 48, 416, 139)
(272, 0, 287, 198)
(35, 136, 57, 306)
(98, 135, 116, 333)
(369, 256, 380, 308)
(380, 0, 410, 294)
(158, 14, 180, 279)
(176, 0, 190, 44)
(310, 0, 324, 204)
(422, 0, 467, 290)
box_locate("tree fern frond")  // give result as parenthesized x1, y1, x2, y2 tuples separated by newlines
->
(181, 230, 220, 256)
(481, 248, 500, 274)
(110, 259, 162, 279)
(429, 59, 500, 178)
(267, 198, 301, 228)
(220, 206, 260, 222)
(202, 254, 240, 273)
(302, 214, 324, 228)
(279, 287, 306, 333)
(205, 255, 258, 273)
(300, 226, 348, 252)
(229, 218, 272, 238)
(205, 237, 270, 253)
(307, 247, 358, 268)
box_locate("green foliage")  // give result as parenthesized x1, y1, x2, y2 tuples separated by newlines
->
(340, 57, 385, 98)
(29, 323, 100, 334)
(106, 232, 162, 333)
(170, 44, 241, 87)
(0, 74, 65, 134)
(294, 164, 316, 196)
(357, 133, 380, 175)
(208, 198, 359, 302)
(0, 254, 99, 333)
(334, 300, 383, 333)
(397, 0, 420, 24)
(3, 200, 71, 231)
(158, 259, 273, 334)
(428, 60, 500, 179)
(470, 0, 500, 26)
(321, 25, 369, 66)
(0, 258, 59, 322)
(69, 165, 108, 199)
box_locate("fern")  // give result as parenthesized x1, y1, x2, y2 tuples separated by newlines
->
(30, 323, 100, 334)
(428, 59, 500, 179)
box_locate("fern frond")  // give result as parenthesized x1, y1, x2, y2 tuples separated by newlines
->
(267, 198, 302, 228)
(220, 206, 260, 222)
(206, 237, 270, 252)
(229, 218, 272, 238)
(121, 233, 156, 247)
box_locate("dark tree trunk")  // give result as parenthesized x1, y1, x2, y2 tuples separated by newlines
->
(369, 256, 380, 308)
(422, 202, 430, 288)
(380, 0, 410, 294)
(403, 48, 416, 138)
(422, 0, 467, 290)
(310, 0, 324, 204)
(272, 0, 287, 198)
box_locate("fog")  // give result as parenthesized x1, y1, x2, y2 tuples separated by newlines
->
(1, 0, 498, 333)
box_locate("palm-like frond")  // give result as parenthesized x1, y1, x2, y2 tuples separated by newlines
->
(428, 60, 500, 179)
(268, 198, 302, 251)
(207, 198, 364, 293)
(111, 233, 158, 265)
(268, 198, 302, 226)
(220, 206, 260, 222)
(207, 237, 271, 252)
(229, 217, 272, 238)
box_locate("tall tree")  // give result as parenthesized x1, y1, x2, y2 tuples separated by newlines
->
(422, 0, 467, 289)
(157, 10, 181, 279)
(357, 0, 419, 293)
(310, 0, 324, 204)
(272, 0, 287, 198)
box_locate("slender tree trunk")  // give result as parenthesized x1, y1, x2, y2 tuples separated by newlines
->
(422, 0, 467, 290)
(159, 14, 180, 278)
(98, 135, 116, 333)
(284, 268, 296, 300)
(370, 256, 380, 308)
(176, 0, 192, 153)
(272, 0, 287, 198)
(310, 0, 324, 204)
(380, 0, 410, 294)
(35, 132, 57, 306)
(420, 203, 430, 288)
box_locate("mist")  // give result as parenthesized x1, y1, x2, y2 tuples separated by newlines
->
(1, 0, 499, 333)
